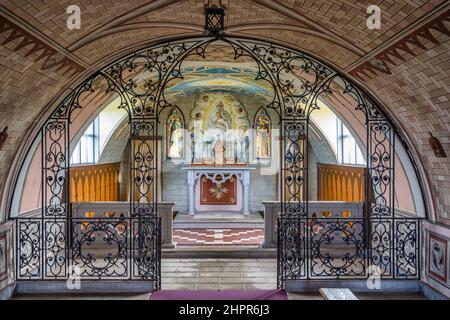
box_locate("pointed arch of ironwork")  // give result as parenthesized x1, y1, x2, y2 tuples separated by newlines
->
(12, 35, 423, 291)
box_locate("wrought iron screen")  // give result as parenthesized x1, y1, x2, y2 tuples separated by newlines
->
(13, 36, 423, 290)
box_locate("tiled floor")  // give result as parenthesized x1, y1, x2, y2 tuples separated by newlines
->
(161, 258, 277, 290)
(173, 228, 264, 246)
(173, 212, 264, 229)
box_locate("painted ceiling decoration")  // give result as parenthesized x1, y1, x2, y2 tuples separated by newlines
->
(349, 8, 450, 80)
(1, 0, 447, 84)
(0, 13, 85, 75)
(164, 65, 274, 101)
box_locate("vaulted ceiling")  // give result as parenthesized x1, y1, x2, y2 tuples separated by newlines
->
(0, 0, 449, 222)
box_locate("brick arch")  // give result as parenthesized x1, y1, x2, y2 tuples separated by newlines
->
(1, 32, 432, 224)
(1, 1, 447, 224)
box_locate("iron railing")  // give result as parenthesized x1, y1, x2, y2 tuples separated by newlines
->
(15, 216, 161, 290)
(277, 216, 422, 287)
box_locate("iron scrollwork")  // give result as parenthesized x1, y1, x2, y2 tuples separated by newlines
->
(17, 219, 41, 278)
(368, 121, 394, 217)
(395, 219, 420, 278)
(310, 219, 366, 278)
(44, 220, 66, 278)
(71, 218, 128, 278)
(42, 120, 68, 218)
(277, 217, 305, 288)
(13, 36, 422, 290)
(133, 218, 161, 290)
(370, 219, 393, 276)
(130, 120, 157, 218)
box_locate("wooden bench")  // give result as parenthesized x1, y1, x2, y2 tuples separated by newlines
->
(319, 288, 358, 300)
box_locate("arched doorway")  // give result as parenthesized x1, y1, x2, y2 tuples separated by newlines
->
(11, 35, 424, 291)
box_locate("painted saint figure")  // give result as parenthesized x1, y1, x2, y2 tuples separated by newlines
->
(208, 101, 232, 132)
(188, 94, 251, 164)
(255, 109, 271, 158)
(166, 107, 184, 158)
(193, 118, 204, 162)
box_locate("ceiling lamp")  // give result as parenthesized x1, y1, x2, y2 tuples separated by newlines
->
(204, 0, 226, 36)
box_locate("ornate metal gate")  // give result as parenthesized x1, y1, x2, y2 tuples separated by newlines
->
(13, 35, 422, 290)
(16, 64, 164, 289)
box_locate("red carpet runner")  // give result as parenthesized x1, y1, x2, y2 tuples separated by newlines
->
(150, 289, 288, 300)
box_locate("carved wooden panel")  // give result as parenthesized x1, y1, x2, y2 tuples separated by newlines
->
(70, 162, 120, 202)
(317, 163, 367, 202)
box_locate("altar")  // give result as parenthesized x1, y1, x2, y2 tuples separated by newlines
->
(182, 166, 255, 215)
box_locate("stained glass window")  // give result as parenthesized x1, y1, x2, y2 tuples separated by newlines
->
(255, 109, 271, 158)
(166, 107, 185, 159)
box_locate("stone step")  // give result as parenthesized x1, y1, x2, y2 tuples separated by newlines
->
(174, 212, 263, 228)
(162, 247, 276, 258)
(173, 222, 263, 228)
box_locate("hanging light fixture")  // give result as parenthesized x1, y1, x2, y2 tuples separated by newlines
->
(204, 0, 226, 36)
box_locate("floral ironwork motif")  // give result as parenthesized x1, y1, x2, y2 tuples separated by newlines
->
(18, 220, 41, 278)
(310, 219, 366, 278)
(72, 219, 128, 278)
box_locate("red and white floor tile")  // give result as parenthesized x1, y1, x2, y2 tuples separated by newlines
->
(173, 228, 264, 246)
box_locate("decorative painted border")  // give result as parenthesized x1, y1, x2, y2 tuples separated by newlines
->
(0, 233, 7, 281)
(428, 233, 448, 284)
(349, 8, 450, 80)
(0, 14, 85, 76)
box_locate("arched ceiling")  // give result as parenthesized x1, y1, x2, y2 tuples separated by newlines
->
(0, 0, 449, 223)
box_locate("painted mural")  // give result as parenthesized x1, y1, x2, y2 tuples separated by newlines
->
(164, 65, 274, 101)
(166, 107, 185, 159)
(188, 93, 251, 165)
(255, 109, 271, 158)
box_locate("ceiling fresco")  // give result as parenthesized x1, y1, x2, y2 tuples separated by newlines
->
(163, 64, 275, 101)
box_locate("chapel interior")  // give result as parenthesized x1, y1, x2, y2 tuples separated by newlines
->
(57, 48, 378, 215)
(0, 0, 449, 301)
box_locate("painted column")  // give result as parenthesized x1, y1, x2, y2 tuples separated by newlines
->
(187, 170, 195, 215)
(242, 170, 250, 215)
